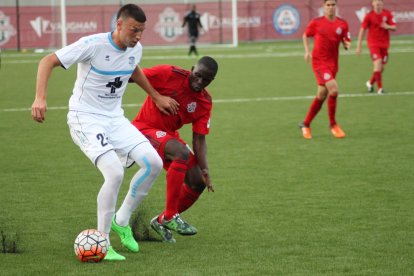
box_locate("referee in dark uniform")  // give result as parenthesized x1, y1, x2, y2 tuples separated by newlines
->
(182, 5, 203, 56)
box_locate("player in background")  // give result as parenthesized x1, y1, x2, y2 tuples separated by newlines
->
(356, 0, 396, 94)
(131, 56, 218, 242)
(299, 0, 350, 139)
(31, 4, 178, 260)
(182, 4, 204, 57)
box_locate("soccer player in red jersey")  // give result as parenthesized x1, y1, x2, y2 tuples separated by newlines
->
(131, 56, 218, 242)
(299, 0, 350, 139)
(356, 0, 396, 94)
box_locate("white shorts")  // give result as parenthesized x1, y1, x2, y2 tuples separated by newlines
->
(67, 111, 148, 167)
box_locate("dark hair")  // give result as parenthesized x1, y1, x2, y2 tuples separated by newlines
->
(117, 4, 146, 23)
(324, 0, 337, 3)
(198, 56, 219, 74)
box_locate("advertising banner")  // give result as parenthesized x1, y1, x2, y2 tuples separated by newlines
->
(1, 1, 413, 49)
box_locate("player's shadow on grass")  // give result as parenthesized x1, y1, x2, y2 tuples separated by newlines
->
(130, 209, 162, 242)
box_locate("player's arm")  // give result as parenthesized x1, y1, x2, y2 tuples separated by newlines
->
(356, 27, 366, 55)
(302, 33, 312, 64)
(32, 53, 62, 123)
(130, 65, 179, 115)
(381, 22, 396, 31)
(193, 132, 214, 192)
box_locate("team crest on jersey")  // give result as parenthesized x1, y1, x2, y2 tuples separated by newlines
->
(336, 27, 342, 35)
(324, 73, 331, 80)
(128, 56, 135, 67)
(187, 102, 197, 113)
(156, 131, 166, 138)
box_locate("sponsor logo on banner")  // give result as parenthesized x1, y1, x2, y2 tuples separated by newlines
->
(393, 10, 414, 22)
(272, 5, 300, 35)
(30, 16, 97, 37)
(356, 7, 370, 22)
(0, 11, 16, 46)
(154, 7, 183, 42)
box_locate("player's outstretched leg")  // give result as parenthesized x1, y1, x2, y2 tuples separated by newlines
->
(150, 215, 176, 243)
(162, 213, 197, 235)
(111, 216, 139, 252)
(104, 246, 126, 261)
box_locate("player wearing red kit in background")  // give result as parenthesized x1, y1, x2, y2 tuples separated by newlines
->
(356, 0, 396, 94)
(299, 0, 350, 139)
(132, 56, 218, 242)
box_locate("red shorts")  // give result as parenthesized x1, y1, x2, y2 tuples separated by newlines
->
(369, 47, 389, 64)
(139, 128, 197, 170)
(312, 65, 337, 86)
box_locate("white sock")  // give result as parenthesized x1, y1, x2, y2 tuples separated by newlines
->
(115, 142, 162, 226)
(96, 151, 124, 236)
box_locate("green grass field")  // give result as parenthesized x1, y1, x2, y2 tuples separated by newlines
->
(1, 36, 414, 275)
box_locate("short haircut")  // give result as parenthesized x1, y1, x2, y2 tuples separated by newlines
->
(198, 56, 219, 74)
(117, 4, 146, 23)
(324, 0, 337, 3)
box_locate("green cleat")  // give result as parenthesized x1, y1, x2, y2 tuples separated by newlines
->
(111, 216, 139, 253)
(162, 214, 197, 236)
(104, 246, 126, 261)
(150, 216, 176, 243)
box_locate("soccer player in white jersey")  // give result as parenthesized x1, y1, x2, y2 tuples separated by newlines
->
(31, 4, 179, 261)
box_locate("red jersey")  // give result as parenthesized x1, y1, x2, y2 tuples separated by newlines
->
(361, 9, 396, 49)
(305, 16, 350, 73)
(133, 65, 212, 135)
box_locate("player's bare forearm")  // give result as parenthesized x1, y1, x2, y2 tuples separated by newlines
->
(193, 133, 214, 192)
(130, 66, 179, 115)
(302, 34, 312, 63)
(356, 28, 365, 54)
(32, 53, 61, 123)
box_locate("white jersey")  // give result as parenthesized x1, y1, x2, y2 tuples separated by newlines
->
(55, 32, 142, 117)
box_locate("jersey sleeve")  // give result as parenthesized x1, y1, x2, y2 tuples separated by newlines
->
(387, 10, 396, 26)
(192, 110, 211, 135)
(142, 66, 169, 90)
(305, 19, 316, 37)
(361, 13, 370, 29)
(343, 21, 351, 42)
(55, 37, 96, 69)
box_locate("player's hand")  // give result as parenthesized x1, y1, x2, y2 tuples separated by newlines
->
(304, 52, 312, 64)
(343, 40, 351, 51)
(356, 46, 362, 55)
(154, 94, 179, 115)
(201, 169, 214, 192)
(31, 98, 47, 123)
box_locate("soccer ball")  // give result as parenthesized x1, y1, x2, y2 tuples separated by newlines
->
(74, 229, 108, 263)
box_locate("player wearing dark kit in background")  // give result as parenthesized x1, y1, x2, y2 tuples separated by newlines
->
(182, 4, 203, 56)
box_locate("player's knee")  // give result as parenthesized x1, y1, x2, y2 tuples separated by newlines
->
(145, 152, 163, 176)
(173, 147, 191, 162)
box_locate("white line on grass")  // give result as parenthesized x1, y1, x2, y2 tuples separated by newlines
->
(2, 91, 414, 113)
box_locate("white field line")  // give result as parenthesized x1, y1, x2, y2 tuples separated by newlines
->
(2, 91, 414, 113)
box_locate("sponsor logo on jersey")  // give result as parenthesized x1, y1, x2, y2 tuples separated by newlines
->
(187, 102, 197, 113)
(128, 56, 135, 67)
(272, 5, 300, 35)
(156, 131, 166, 138)
(0, 11, 17, 46)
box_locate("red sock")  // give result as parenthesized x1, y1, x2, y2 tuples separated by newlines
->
(303, 97, 324, 127)
(370, 73, 376, 85)
(327, 94, 338, 127)
(177, 184, 202, 213)
(374, 71, 382, 89)
(163, 160, 188, 220)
